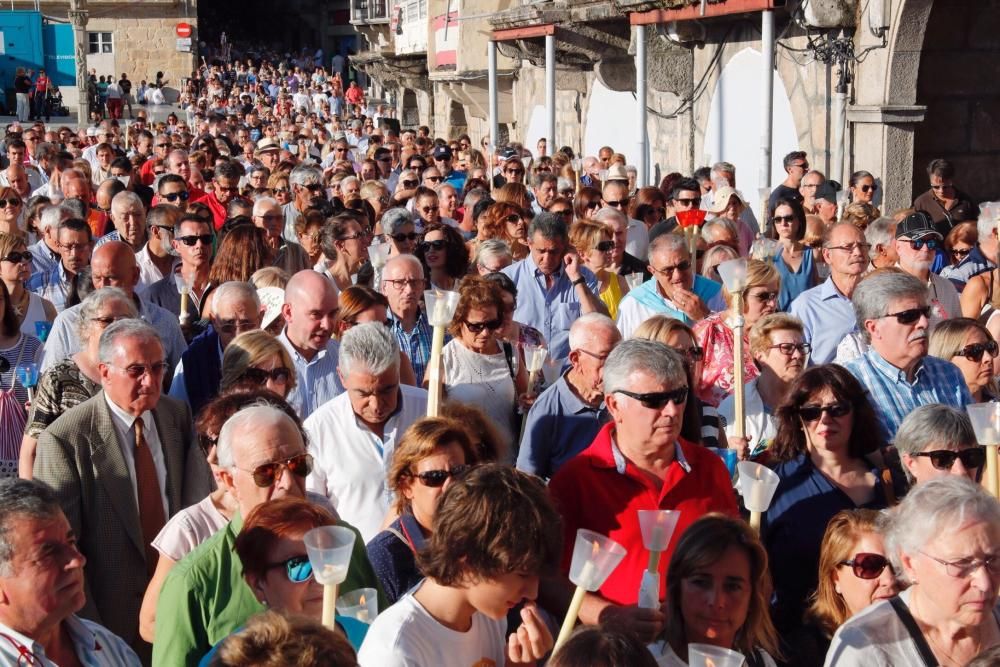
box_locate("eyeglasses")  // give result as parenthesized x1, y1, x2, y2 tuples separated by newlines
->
(1, 250, 31, 263)
(420, 239, 447, 252)
(110, 362, 168, 379)
(898, 237, 940, 252)
(838, 553, 894, 580)
(768, 342, 811, 357)
(951, 247, 974, 259)
(215, 318, 257, 335)
(401, 180, 418, 188)
(240, 366, 292, 385)
(264, 554, 314, 583)
(604, 199, 627, 208)
(60, 243, 90, 252)
(791, 162, 809, 171)
(464, 318, 503, 333)
(239, 453, 314, 488)
(674, 197, 701, 207)
(650, 260, 692, 277)
(383, 277, 424, 290)
(882, 306, 931, 325)
(859, 184, 877, 194)
(0, 198, 21, 208)
(958, 340, 999, 362)
(673, 345, 704, 362)
(410, 464, 470, 488)
(614, 386, 688, 409)
(595, 240, 615, 253)
(576, 348, 610, 362)
(176, 234, 214, 246)
(773, 215, 796, 225)
(215, 185, 240, 194)
(825, 242, 871, 254)
(919, 551, 1000, 579)
(930, 183, 954, 191)
(748, 291, 779, 304)
(390, 232, 419, 243)
(798, 402, 851, 422)
(89, 315, 130, 326)
(913, 448, 986, 471)
(505, 170, 524, 176)
(161, 191, 190, 202)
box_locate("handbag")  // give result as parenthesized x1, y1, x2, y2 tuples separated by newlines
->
(0, 337, 28, 478)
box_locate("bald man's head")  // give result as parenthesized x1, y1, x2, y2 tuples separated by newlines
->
(91, 241, 139, 294)
(281, 270, 339, 356)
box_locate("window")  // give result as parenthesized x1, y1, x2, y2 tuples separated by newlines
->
(88, 32, 113, 55)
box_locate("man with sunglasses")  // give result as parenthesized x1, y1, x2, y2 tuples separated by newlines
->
(147, 214, 215, 321)
(648, 177, 703, 241)
(767, 150, 807, 215)
(913, 158, 976, 235)
(153, 404, 380, 667)
(135, 204, 181, 294)
(432, 144, 466, 191)
(518, 313, 621, 480)
(844, 270, 971, 441)
(193, 161, 245, 231)
(893, 211, 961, 320)
(592, 206, 649, 278)
(602, 180, 649, 261)
(617, 233, 724, 338)
(546, 340, 738, 642)
(35, 320, 211, 660)
(305, 323, 428, 542)
(895, 404, 984, 487)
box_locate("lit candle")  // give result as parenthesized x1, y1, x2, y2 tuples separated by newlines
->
(555, 541, 598, 650)
(357, 594, 370, 623)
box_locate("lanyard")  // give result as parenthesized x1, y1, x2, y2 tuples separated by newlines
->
(0, 632, 42, 666)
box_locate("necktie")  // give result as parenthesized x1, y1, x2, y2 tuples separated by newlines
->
(133, 418, 166, 577)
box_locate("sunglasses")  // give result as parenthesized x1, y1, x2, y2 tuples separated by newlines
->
(839, 553, 894, 580)
(958, 340, 999, 362)
(177, 234, 214, 246)
(651, 260, 692, 277)
(162, 191, 190, 202)
(464, 318, 503, 333)
(242, 453, 314, 488)
(411, 464, 471, 488)
(241, 366, 292, 385)
(505, 170, 525, 176)
(773, 215, 796, 224)
(952, 247, 974, 259)
(913, 448, 986, 471)
(0, 198, 21, 208)
(882, 306, 931, 325)
(266, 554, 314, 584)
(585, 201, 600, 210)
(390, 232, 419, 243)
(898, 237, 940, 251)
(116, 362, 168, 379)
(614, 386, 688, 409)
(216, 186, 240, 194)
(595, 240, 615, 253)
(798, 402, 851, 422)
(420, 239, 447, 252)
(675, 197, 701, 207)
(426, 176, 442, 183)
(749, 291, 779, 304)
(859, 184, 878, 194)
(674, 345, 704, 361)
(551, 208, 572, 217)
(604, 199, 627, 208)
(402, 180, 418, 188)
(1, 250, 31, 263)
(505, 214, 523, 224)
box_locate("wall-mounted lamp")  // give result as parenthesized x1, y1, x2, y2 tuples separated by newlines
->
(868, 0, 890, 38)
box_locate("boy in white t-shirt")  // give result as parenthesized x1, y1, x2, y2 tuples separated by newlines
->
(358, 464, 562, 666)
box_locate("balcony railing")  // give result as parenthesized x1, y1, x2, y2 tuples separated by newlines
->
(351, 0, 391, 24)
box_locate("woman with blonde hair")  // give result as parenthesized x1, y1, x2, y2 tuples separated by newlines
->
(650, 514, 781, 666)
(267, 172, 292, 207)
(570, 219, 628, 319)
(929, 317, 999, 402)
(219, 330, 296, 399)
(693, 259, 781, 407)
(0, 231, 56, 335)
(0, 186, 24, 236)
(785, 509, 897, 665)
(366, 416, 479, 604)
(841, 202, 881, 231)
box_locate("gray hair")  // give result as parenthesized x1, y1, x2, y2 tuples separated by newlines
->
(979, 206, 997, 244)
(526, 211, 567, 242)
(211, 280, 261, 312)
(474, 239, 512, 267)
(568, 313, 619, 351)
(97, 319, 162, 365)
(894, 405, 977, 482)
(865, 216, 896, 250)
(338, 322, 399, 376)
(711, 161, 736, 179)
(38, 203, 70, 232)
(381, 207, 414, 236)
(649, 232, 689, 258)
(852, 270, 927, 342)
(0, 479, 63, 576)
(77, 287, 138, 339)
(886, 476, 1000, 585)
(288, 164, 321, 187)
(592, 206, 627, 226)
(217, 404, 301, 469)
(251, 196, 279, 216)
(602, 339, 687, 396)
(702, 217, 739, 243)
(111, 190, 142, 212)
(340, 175, 359, 190)
(435, 182, 456, 196)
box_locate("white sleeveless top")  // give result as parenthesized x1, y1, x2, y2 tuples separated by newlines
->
(18, 292, 49, 338)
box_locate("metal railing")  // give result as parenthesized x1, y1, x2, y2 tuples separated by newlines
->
(351, 0, 391, 23)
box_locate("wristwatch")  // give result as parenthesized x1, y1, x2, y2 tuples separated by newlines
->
(571, 276, 586, 287)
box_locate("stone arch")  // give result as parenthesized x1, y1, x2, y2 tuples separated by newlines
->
(885, 0, 934, 106)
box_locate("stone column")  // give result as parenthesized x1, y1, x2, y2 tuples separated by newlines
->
(69, 0, 89, 124)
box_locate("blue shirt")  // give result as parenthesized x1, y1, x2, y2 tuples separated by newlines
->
(441, 169, 466, 192)
(26, 261, 74, 312)
(94, 229, 121, 248)
(789, 276, 857, 365)
(278, 329, 344, 419)
(774, 246, 815, 311)
(388, 309, 436, 386)
(763, 453, 893, 632)
(27, 237, 59, 278)
(516, 372, 608, 480)
(843, 349, 972, 441)
(501, 255, 598, 361)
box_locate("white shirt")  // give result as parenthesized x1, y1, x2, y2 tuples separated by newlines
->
(305, 384, 428, 542)
(135, 243, 178, 296)
(718, 377, 778, 455)
(103, 394, 169, 516)
(0, 615, 141, 666)
(357, 585, 507, 667)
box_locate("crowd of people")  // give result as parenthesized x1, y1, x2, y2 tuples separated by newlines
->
(0, 52, 997, 667)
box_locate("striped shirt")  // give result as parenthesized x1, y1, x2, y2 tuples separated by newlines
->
(843, 349, 972, 441)
(278, 329, 344, 420)
(0, 615, 140, 666)
(25, 262, 75, 312)
(388, 309, 435, 386)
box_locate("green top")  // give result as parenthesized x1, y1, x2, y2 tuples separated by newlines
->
(152, 512, 385, 667)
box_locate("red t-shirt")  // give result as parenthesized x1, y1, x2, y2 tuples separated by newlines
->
(548, 423, 739, 606)
(193, 192, 228, 230)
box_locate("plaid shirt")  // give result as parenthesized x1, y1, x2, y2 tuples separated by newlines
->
(25, 261, 74, 312)
(843, 348, 972, 441)
(388, 309, 436, 386)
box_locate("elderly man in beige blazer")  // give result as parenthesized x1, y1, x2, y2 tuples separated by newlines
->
(34, 319, 211, 662)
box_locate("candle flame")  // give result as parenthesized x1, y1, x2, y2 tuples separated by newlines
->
(706, 658, 716, 667)
(591, 541, 600, 557)
(755, 465, 763, 480)
(359, 594, 366, 605)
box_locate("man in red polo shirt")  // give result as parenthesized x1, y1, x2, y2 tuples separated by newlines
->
(547, 338, 738, 641)
(193, 161, 244, 230)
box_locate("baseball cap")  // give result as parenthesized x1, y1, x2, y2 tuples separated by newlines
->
(896, 211, 942, 240)
(498, 147, 518, 161)
(814, 182, 838, 205)
(433, 145, 452, 160)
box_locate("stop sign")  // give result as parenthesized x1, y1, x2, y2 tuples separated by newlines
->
(176, 22, 193, 38)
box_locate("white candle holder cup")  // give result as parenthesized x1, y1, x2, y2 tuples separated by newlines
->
(424, 289, 461, 327)
(369, 240, 391, 270)
(336, 587, 378, 624)
(688, 643, 746, 667)
(967, 402, 1000, 497)
(750, 236, 780, 263)
(625, 272, 644, 290)
(738, 461, 780, 531)
(717, 258, 749, 294)
(523, 344, 547, 375)
(638, 510, 680, 553)
(541, 358, 562, 386)
(303, 526, 357, 628)
(568, 529, 627, 592)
